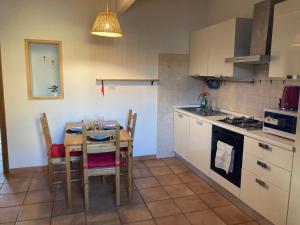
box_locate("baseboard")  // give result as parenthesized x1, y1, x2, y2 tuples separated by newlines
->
(133, 154, 156, 161)
(175, 153, 274, 225)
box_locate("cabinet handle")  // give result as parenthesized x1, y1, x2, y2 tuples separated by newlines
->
(257, 160, 269, 169)
(255, 178, 268, 189)
(178, 114, 183, 118)
(196, 120, 203, 126)
(258, 142, 271, 151)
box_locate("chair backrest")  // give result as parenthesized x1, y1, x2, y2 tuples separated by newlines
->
(82, 123, 120, 168)
(40, 113, 52, 157)
(126, 109, 137, 138)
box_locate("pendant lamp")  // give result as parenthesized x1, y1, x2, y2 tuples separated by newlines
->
(91, 0, 123, 37)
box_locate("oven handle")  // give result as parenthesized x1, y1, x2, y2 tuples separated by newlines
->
(258, 142, 271, 151)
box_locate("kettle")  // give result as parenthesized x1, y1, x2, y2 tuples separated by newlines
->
(279, 86, 300, 111)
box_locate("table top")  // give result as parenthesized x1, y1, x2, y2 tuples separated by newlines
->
(64, 122, 133, 146)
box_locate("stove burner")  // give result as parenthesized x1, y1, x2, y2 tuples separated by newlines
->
(219, 116, 263, 130)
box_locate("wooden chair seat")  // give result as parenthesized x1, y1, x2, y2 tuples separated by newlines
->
(51, 144, 82, 158)
(86, 152, 124, 169)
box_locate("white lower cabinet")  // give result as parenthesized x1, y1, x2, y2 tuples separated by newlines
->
(173, 112, 190, 161)
(241, 169, 289, 225)
(189, 117, 212, 176)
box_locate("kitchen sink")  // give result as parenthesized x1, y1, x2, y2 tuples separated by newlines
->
(181, 107, 228, 116)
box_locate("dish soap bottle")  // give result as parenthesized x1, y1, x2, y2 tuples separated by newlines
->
(199, 92, 210, 109)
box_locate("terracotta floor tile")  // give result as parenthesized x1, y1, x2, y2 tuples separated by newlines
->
(52, 198, 84, 217)
(0, 192, 26, 207)
(133, 168, 152, 179)
(18, 202, 52, 221)
(213, 205, 252, 225)
(177, 171, 201, 183)
(156, 174, 183, 186)
(28, 178, 49, 191)
(239, 222, 259, 225)
(139, 187, 170, 202)
(123, 220, 156, 225)
(0, 206, 21, 223)
(174, 195, 208, 213)
(51, 212, 86, 225)
(118, 203, 152, 223)
(9, 168, 34, 178)
(5, 177, 31, 184)
(186, 180, 215, 194)
(146, 199, 181, 218)
(163, 184, 194, 198)
(134, 177, 160, 190)
(87, 210, 120, 225)
(185, 209, 226, 225)
(161, 157, 183, 166)
(15, 218, 51, 225)
(143, 159, 166, 168)
(0, 181, 30, 194)
(149, 166, 173, 176)
(198, 192, 231, 208)
(88, 192, 117, 211)
(168, 164, 188, 174)
(133, 161, 147, 169)
(155, 214, 191, 225)
(24, 190, 54, 204)
(120, 190, 144, 206)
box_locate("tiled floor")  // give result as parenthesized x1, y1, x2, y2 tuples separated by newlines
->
(0, 158, 261, 225)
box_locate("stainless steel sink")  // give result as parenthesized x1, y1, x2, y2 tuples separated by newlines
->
(181, 107, 228, 116)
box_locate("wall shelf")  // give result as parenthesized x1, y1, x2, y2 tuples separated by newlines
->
(96, 78, 159, 86)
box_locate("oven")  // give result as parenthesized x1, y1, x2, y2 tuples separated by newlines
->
(210, 125, 244, 188)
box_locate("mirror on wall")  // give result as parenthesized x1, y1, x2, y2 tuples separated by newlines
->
(25, 39, 64, 100)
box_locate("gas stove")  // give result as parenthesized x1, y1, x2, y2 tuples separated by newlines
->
(218, 116, 263, 130)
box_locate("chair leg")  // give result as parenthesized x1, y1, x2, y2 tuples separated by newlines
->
(84, 182, 89, 210)
(116, 166, 120, 206)
(48, 163, 54, 192)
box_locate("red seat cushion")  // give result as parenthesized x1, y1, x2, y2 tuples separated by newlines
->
(87, 152, 125, 169)
(120, 147, 128, 152)
(51, 144, 82, 158)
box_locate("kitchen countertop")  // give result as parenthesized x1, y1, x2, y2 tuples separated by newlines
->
(174, 106, 295, 152)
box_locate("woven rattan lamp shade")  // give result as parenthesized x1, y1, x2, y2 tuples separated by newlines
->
(91, 12, 123, 37)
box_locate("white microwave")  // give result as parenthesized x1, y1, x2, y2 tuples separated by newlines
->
(263, 108, 297, 140)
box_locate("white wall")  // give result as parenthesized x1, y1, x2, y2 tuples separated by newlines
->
(0, 0, 208, 168)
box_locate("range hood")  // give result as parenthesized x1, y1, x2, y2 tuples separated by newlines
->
(225, 0, 283, 64)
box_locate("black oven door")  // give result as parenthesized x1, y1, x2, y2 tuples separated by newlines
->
(210, 125, 244, 188)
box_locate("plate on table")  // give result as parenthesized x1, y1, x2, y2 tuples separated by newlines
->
(103, 124, 123, 130)
(70, 126, 82, 132)
(88, 135, 111, 142)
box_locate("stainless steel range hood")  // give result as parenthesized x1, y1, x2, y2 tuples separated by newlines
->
(225, 0, 283, 65)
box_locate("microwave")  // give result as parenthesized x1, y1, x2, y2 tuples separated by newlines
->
(263, 108, 297, 140)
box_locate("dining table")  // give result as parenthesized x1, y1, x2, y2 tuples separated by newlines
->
(64, 121, 133, 208)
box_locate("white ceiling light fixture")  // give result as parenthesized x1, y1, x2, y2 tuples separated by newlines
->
(91, 0, 123, 38)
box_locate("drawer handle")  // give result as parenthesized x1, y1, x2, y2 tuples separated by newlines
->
(197, 120, 203, 126)
(258, 142, 271, 151)
(178, 114, 183, 118)
(255, 178, 268, 189)
(257, 160, 269, 169)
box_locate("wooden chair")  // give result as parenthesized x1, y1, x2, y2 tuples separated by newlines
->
(82, 123, 123, 209)
(40, 113, 81, 192)
(121, 109, 137, 154)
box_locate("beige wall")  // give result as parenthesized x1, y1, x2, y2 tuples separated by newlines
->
(0, 0, 208, 168)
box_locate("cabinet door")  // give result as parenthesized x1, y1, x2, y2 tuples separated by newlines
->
(174, 112, 190, 160)
(269, 9, 300, 78)
(189, 117, 212, 176)
(189, 27, 210, 76)
(208, 19, 236, 77)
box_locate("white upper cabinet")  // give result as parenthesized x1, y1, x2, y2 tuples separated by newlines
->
(189, 18, 253, 77)
(269, 1, 300, 78)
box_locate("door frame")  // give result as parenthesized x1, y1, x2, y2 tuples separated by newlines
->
(0, 46, 9, 174)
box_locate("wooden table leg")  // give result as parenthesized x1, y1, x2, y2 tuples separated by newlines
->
(65, 146, 72, 208)
(127, 141, 133, 198)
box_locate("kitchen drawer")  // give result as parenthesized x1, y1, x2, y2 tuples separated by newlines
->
(244, 137, 293, 171)
(243, 152, 291, 191)
(241, 170, 289, 225)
